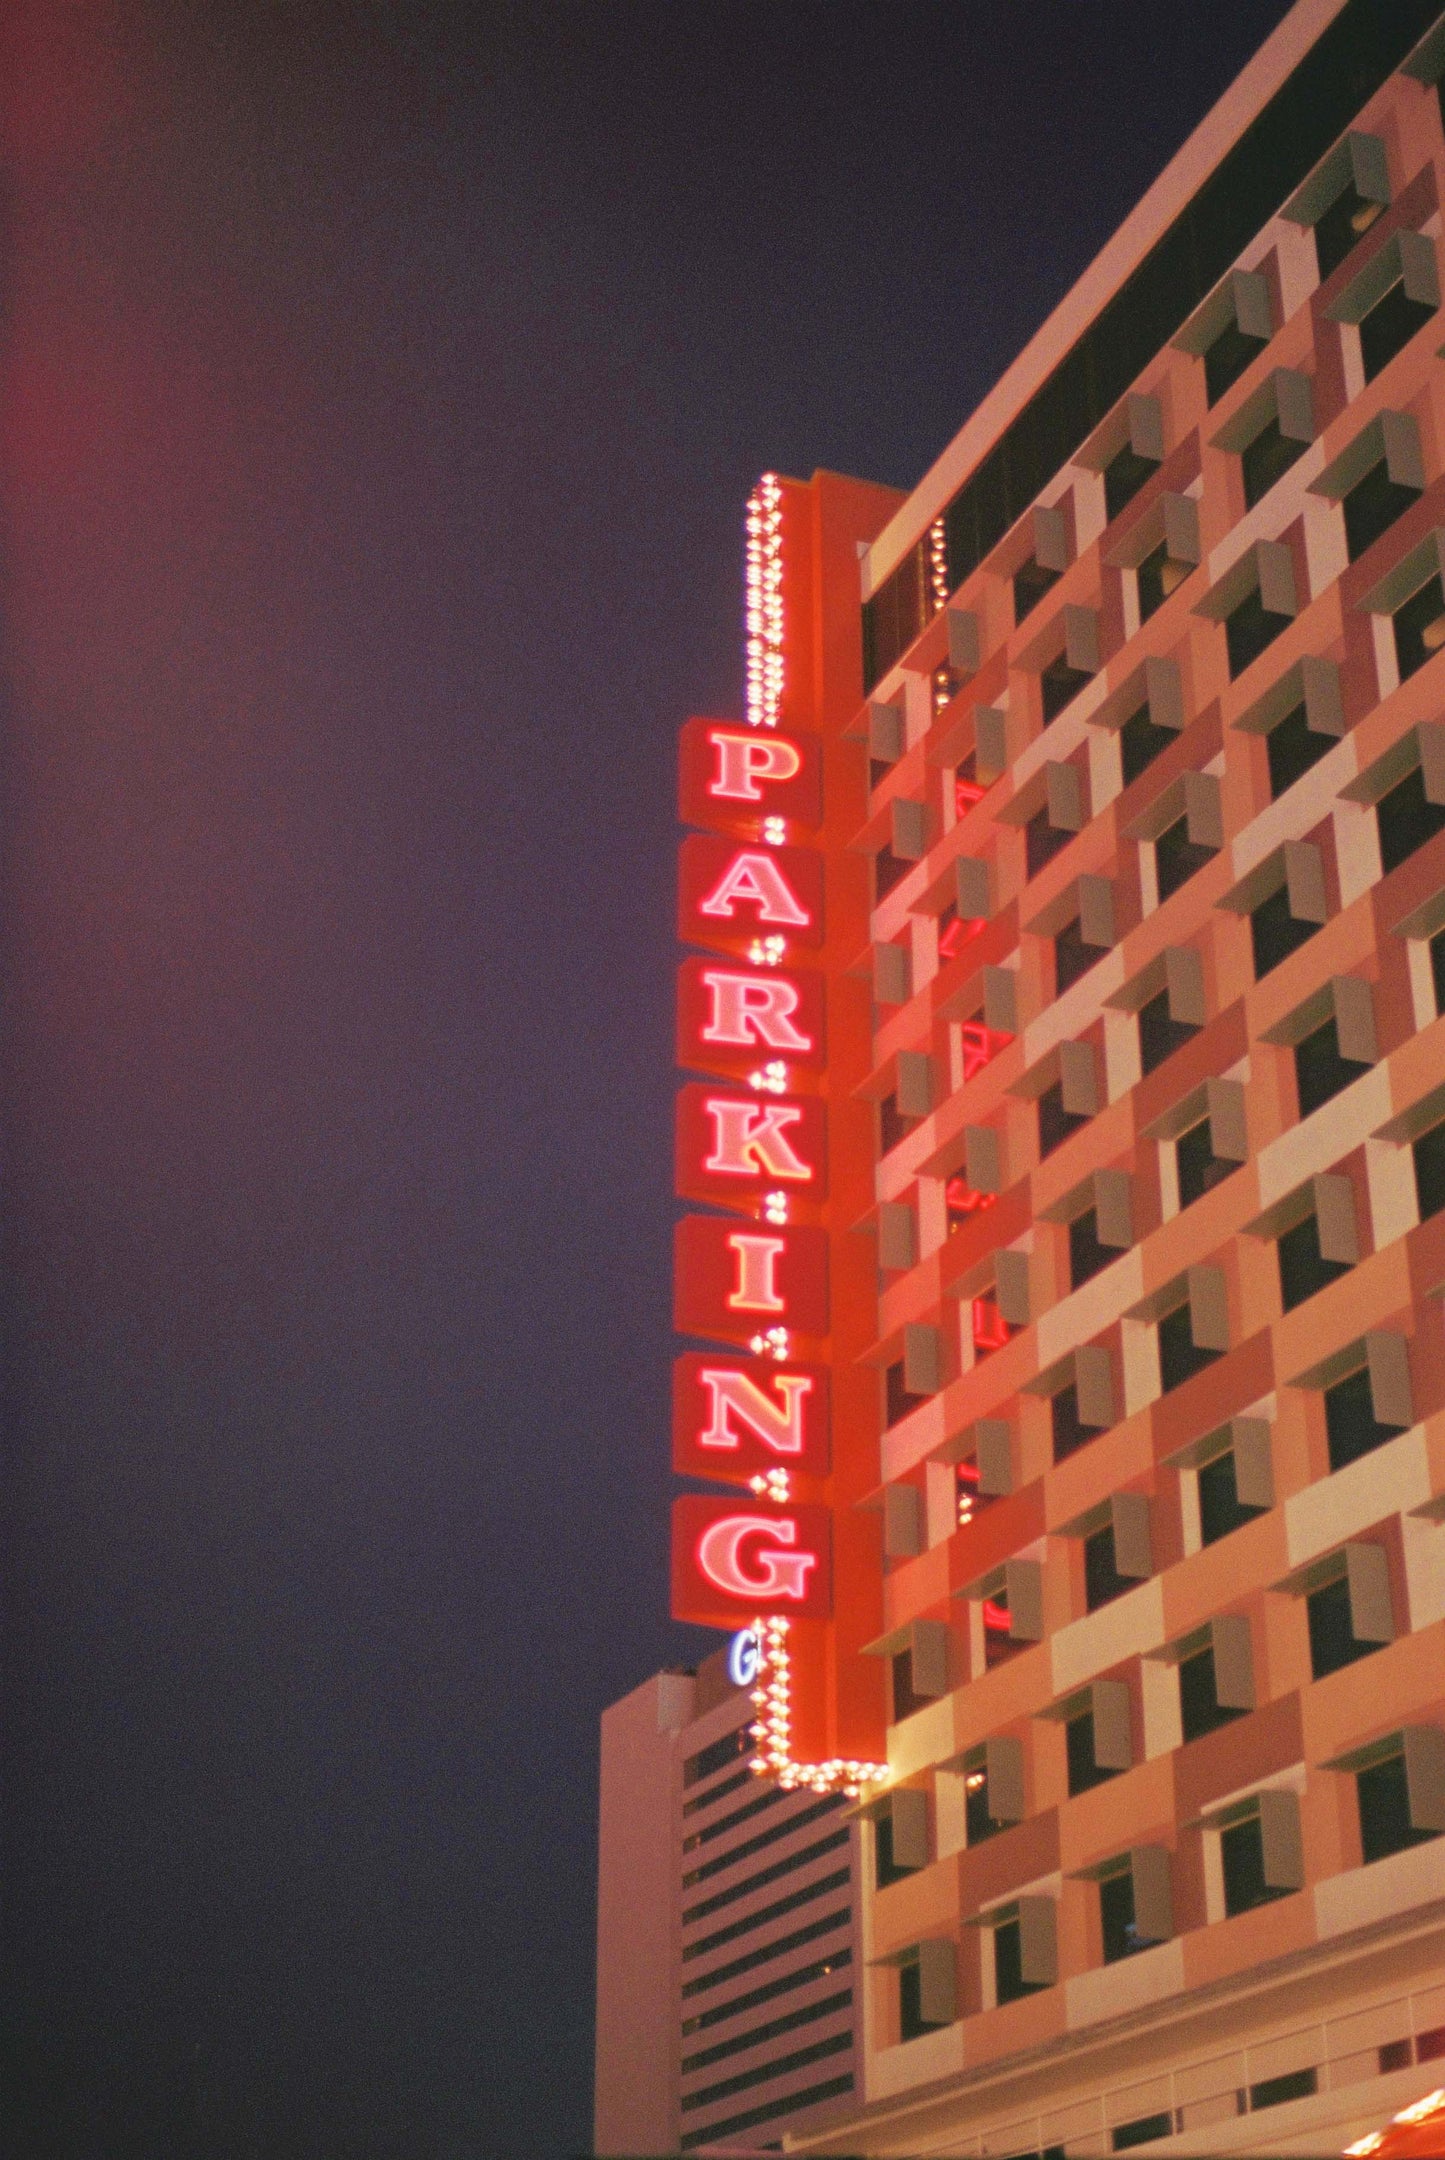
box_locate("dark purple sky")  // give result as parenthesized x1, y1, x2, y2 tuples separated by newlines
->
(0, 5, 1294, 2154)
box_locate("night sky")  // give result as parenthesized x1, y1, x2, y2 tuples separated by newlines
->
(0, 5, 1297, 2155)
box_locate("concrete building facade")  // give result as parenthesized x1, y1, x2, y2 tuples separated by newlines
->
(767, 2, 1445, 2152)
(594, 1647, 862, 2156)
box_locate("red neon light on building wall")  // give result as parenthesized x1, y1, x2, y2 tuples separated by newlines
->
(959, 1019, 1012, 1081)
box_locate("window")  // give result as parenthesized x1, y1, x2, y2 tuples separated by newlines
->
(1025, 806, 1071, 878)
(1226, 581, 1291, 676)
(1120, 701, 1174, 786)
(1155, 812, 1216, 902)
(1099, 1869, 1147, 1963)
(1414, 1119, 1445, 1221)
(874, 845, 911, 903)
(1052, 1382, 1104, 1464)
(1084, 1523, 1130, 1612)
(1221, 1814, 1290, 1917)
(1393, 574, 1445, 686)
(1377, 756, 1445, 870)
(1432, 928, 1445, 1019)
(885, 1361, 925, 1429)
(1307, 1571, 1382, 1680)
(992, 1918, 1035, 2004)
(1104, 441, 1159, 523)
(1066, 1710, 1119, 1796)
(685, 1725, 753, 1786)
(898, 1954, 949, 2041)
(1113, 2114, 1174, 2152)
(890, 1648, 929, 1721)
(1139, 988, 1198, 1075)
(1205, 314, 1267, 403)
(874, 1810, 915, 1889)
(1343, 457, 1421, 563)
(1054, 916, 1101, 996)
(1013, 556, 1060, 624)
(1041, 651, 1093, 725)
(1179, 1646, 1244, 1742)
(1251, 882, 1318, 977)
(1314, 177, 1385, 282)
(1361, 275, 1436, 381)
(1295, 1017, 1369, 1117)
(1176, 1117, 1232, 1207)
(1069, 1209, 1113, 1291)
(1159, 1302, 1221, 1392)
(982, 1591, 1022, 1671)
(1325, 1365, 1402, 1472)
(1278, 1212, 1351, 1310)
(955, 1458, 998, 1531)
(1266, 699, 1333, 798)
(962, 1741, 1021, 1844)
(880, 1093, 919, 1155)
(1136, 538, 1191, 622)
(1358, 1747, 1444, 1866)
(1198, 1449, 1266, 1546)
(1251, 2069, 1317, 2111)
(1038, 1080, 1087, 1158)
(1242, 415, 1307, 510)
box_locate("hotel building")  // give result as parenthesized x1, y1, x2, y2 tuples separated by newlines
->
(665, 0, 1445, 2154)
(594, 1647, 863, 2155)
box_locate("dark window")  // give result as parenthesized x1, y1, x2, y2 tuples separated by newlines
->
(1414, 1119, 1445, 1221)
(964, 1762, 1009, 1845)
(899, 1957, 945, 2041)
(1377, 757, 1445, 870)
(875, 845, 910, 902)
(685, 1724, 753, 1786)
(1104, 442, 1159, 523)
(1120, 702, 1173, 786)
(993, 1918, 1043, 2005)
(1278, 1212, 1351, 1311)
(874, 1811, 916, 1890)
(1225, 581, 1291, 677)
(1013, 556, 1061, 624)
(1199, 1450, 1266, 1546)
(1052, 1382, 1105, 1465)
(1137, 539, 1190, 621)
(1266, 700, 1333, 798)
(1325, 1365, 1403, 1473)
(1314, 183, 1385, 282)
(891, 1649, 929, 1723)
(1113, 2114, 1174, 2152)
(1251, 2068, 1317, 2111)
(1221, 1813, 1288, 1916)
(1177, 1117, 1233, 1208)
(1055, 915, 1101, 995)
(1100, 1868, 1146, 1962)
(885, 1361, 925, 1429)
(1205, 315, 1267, 403)
(1250, 882, 1317, 977)
(1432, 926, 1445, 1016)
(1066, 1710, 1117, 1796)
(1038, 1080, 1087, 1158)
(1026, 807, 1071, 878)
(1084, 1523, 1129, 1612)
(1179, 1646, 1243, 1742)
(1155, 812, 1216, 901)
(1041, 652, 1093, 725)
(1361, 277, 1436, 382)
(1159, 1302, 1220, 1392)
(869, 755, 893, 790)
(1393, 574, 1445, 685)
(1139, 988, 1198, 1076)
(1358, 1752, 1439, 1865)
(1308, 1571, 1383, 1679)
(1295, 1016, 1369, 1117)
(1342, 457, 1420, 563)
(880, 1093, 919, 1155)
(1242, 415, 1306, 510)
(1069, 1209, 1113, 1292)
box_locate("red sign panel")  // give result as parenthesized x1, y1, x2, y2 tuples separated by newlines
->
(678, 835, 824, 953)
(676, 957, 826, 1080)
(675, 1083, 827, 1208)
(673, 1351, 831, 1483)
(673, 1215, 829, 1343)
(678, 717, 822, 834)
(671, 1495, 833, 1624)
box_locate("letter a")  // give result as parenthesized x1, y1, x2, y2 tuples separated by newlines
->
(697, 851, 811, 927)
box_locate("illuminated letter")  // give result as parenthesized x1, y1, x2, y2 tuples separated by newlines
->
(698, 1368, 813, 1455)
(726, 1231, 786, 1311)
(703, 1100, 812, 1182)
(697, 851, 810, 927)
(701, 970, 812, 1052)
(709, 729, 802, 802)
(696, 1515, 817, 1601)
